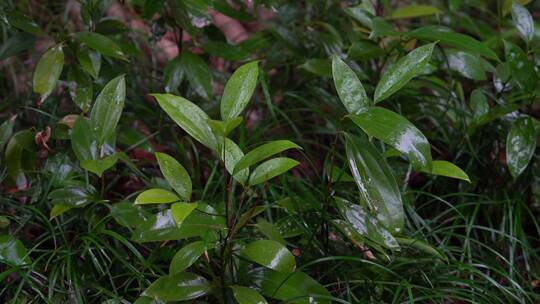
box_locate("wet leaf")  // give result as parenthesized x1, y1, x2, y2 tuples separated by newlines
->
(155, 152, 192, 201)
(242, 240, 295, 273)
(89, 75, 126, 145)
(230, 285, 268, 304)
(71, 116, 98, 162)
(234, 140, 301, 174)
(135, 189, 179, 205)
(6, 11, 42, 35)
(332, 55, 369, 114)
(511, 3, 534, 42)
(181, 50, 213, 99)
(0, 235, 30, 266)
(33, 45, 64, 103)
(374, 43, 435, 103)
(256, 219, 286, 245)
(142, 272, 210, 301)
(345, 135, 404, 233)
(152, 93, 218, 150)
(77, 48, 101, 79)
(80, 153, 118, 177)
(445, 50, 486, 80)
(49, 186, 96, 209)
(249, 157, 300, 186)
(504, 40, 537, 91)
(171, 202, 198, 225)
(390, 5, 441, 19)
(169, 241, 206, 274)
(221, 61, 259, 120)
(506, 116, 536, 178)
(470, 89, 489, 122)
(219, 138, 249, 185)
(421, 160, 470, 182)
(74, 31, 126, 60)
(348, 107, 432, 170)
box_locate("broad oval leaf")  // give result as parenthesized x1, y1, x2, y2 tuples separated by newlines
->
(331, 55, 369, 114)
(445, 50, 486, 81)
(221, 61, 259, 119)
(77, 48, 101, 79)
(74, 31, 126, 60)
(0, 235, 30, 266)
(421, 160, 470, 182)
(390, 5, 441, 19)
(171, 202, 198, 225)
(169, 241, 206, 274)
(6, 11, 42, 35)
(256, 219, 286, 245)
(142, 272, 210, 302)
(407, 26, 498, 60)
(504, 40, 537, 92)
(230, 285, 268, 304)
(248, 157, 300, 186)
(33, 45, 64, 103)
(89, 75, 126, 145)
(511, 3, 534, 43)
(155, 152, 192, 201)
(506, 116, 536, 178)
(345, 135, 404, 233)
(348, 107, 432, 170)
(135, 189, 179, 205)
(181, 50, 213, 99)
(234, 140, 301, 174)
(152, 93, 218, 150)
(374, 43, 435, 103)
(71, 116, 98, 162)
(242, 240, 295, 273)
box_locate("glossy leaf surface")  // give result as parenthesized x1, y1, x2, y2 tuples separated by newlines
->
(504, 40, 537, 92)
(249, 157, 300, 186)
(134, 189, 179, 205)
(349, 107, 432, 170)
(506, 116, 536, 178)
(181, 50, 213, 99)
(169, 241, 206, 274)
(220, 138, 249, 185)
(421, 160, 470, 182)
(234, 140, 301, 174)
(142, 272, 210, 301)
(33, 45, 64, 102)
(242, 240, 295, 273)
(221, 61, 259, 119)
(155, 152, 192, 201)
(89, 75, 126, 145)
(331, 55, 369, 113)
(171, 202, 198, 225)
(374, 43, 435, 103)
(511, 3, 534, 42)
(74, 31, 126, 60)
(390, 5, 441, 19)
(345, 135, 404, 233)
(231, 285, 268, 304)
(0, 236, 30, 266)
(80, 153, 118, 177)
(256, 219, 286, 245)
(445, 50, 486, 81)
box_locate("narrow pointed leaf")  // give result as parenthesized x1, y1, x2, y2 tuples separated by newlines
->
(89, 75, 126, 145)
(135, 189, 179, 205)
(249, 157, 299, 186)
(33, 45, 64, 102)
(77, 48, 101, 79)
(221, 61, 259, 119)
(374, 43, 435, 103)
(242, 240, 295, 272)
(153, 94, 218, 150)
(142, 272, 210, 302)
(231, 286, 268, 304)
(169, 241, 206, 274)
(331, 55, 369, 114)
(407, 26, 498, 60)
(421, 160, 470, 182)
(506, 116, 536, 178)
(345, 135, 404, 233)
(171, 202, 198, 225)
(74, 31, 126, 60)
(181, 50, 213, 99)
(155, 152, 192, 200)
(511, 3, 534, 42)
(348, 107, 432, 170)
(220, 138, 250, 185)
(71, 116, 98, 162)
(234, 140, 301, 174)
(390, 5, 441, 19)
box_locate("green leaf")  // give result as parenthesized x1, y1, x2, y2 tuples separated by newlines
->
(33, 45, 64, 103)
(48, 186, 96, 209)
(504, 40, 537, 92)
(345, 136, 404, 233)
(234, 140, 301, 174)
(299, 58, 332, 77)
(77, 48, 101, 79)
(407, 26, 498, 60)
(230, 285, 268, 304)
(110, 202, 151, 228)
(50, 204, 73, 219)
(374, 43, 435, 103)
(152, 93, 218, 150)
(202, 42, 249, 61)
(421, 160, 470, 182)
(0, 235, 30, 266)
(470, 89, 489, 122)
(220, 61, 259, 120)
(155, 152, 192, 201)
(142, 272, 210, 302)
(256, 219, 286, 245)
(67, 67, 93, 112)
(396, 237, 447, 261)
(347, 40, 383, 61)
(181, 50, 213, 99)
(331, 55, 369, 114)
(71, 116, 98, 162)
(135, 189, 179, 205)
(164, 56, 184, 93)
(169, 241, 206, 274)
(220, 138, 249, 185)
(74, 31, 126, 60)
(89, 75, 126, 145)
(255, 269, 331, 304)
(511, 3, 534, 43)
(6, 11, 42, 35)
(0, 116, 15, 153)
(445, 50, 486, 81)
(390, 5, 442, 19)
(242, 240, 295, 272)
(80, 153, 118, 177)
(208, 117, 243, 137)
(348, 107, 432, 170)
(0, 33, 35, 61)
(506, 116, 536, 178)
(171, 202, 198, 225)
(248, 157, 300, 186)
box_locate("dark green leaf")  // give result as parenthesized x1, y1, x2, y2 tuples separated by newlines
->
(256, 219, 286, 245)
(234, 140, 301, 174)
(80, 153, 118, 177)
(220, 61, 259, 120)
(248, 157, 300, 186)
(445, 50, 486, 80)
(77, 48, 101, 79)
(390, 5, 441, 19)
(164, 56, 184, 93)
(0, 33, 35, 60)
(230, 285, 268, 304)
(0, 236, 30, 266)
(6, 11, 42, 35)
(89, 75, 126, 145)
(504, 40, 537, 91)
(220, 138, 249, 185)
(71, 116, 98, 161)
(169, 241, 206, 274)
(331, 55, 369, 114)
(242, 240, 295, 272)
(74, 31, 126, 60)
(155, 152, 192, 200)
(142, 272, 210, 301)
(511, 3, 534, 42)
(181, 50, 213, 99)
(506, 116, 536, 178)
(33, 45, 64, 103)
